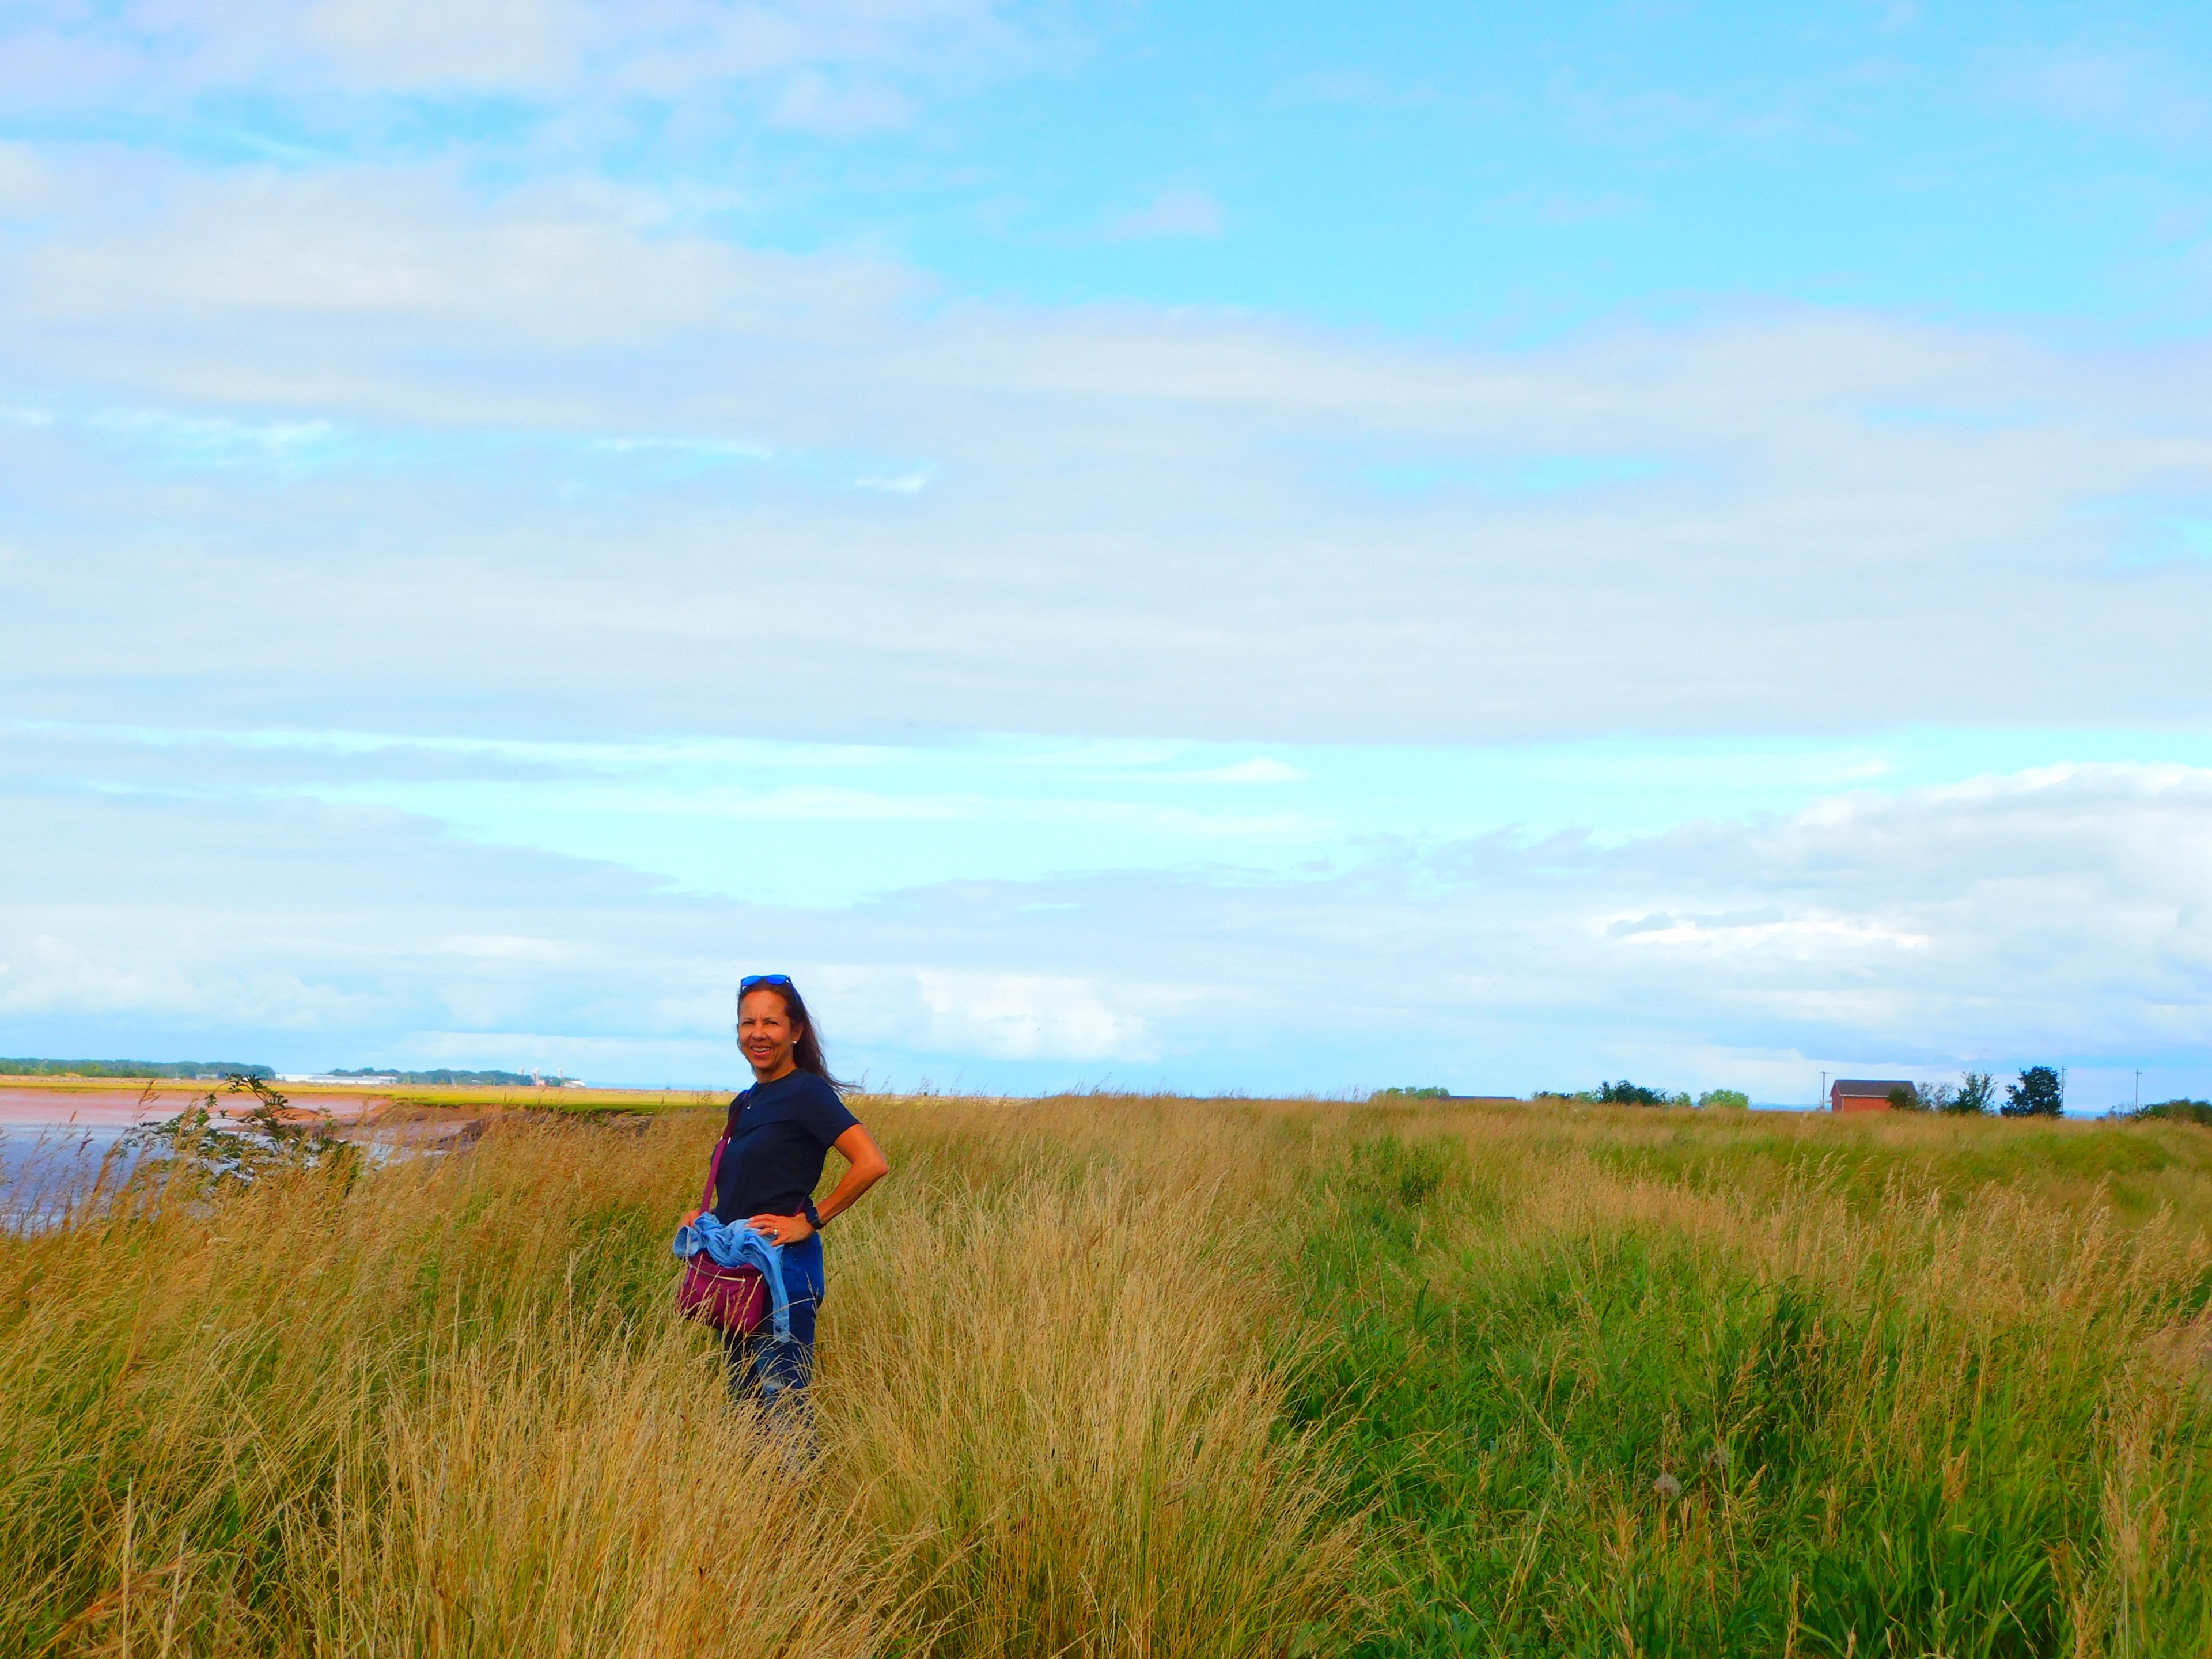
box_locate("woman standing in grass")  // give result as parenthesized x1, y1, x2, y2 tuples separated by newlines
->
(696, 975, 889, 1426)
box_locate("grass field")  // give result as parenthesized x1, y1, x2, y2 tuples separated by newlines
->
(4, 1096, 2211, 1656)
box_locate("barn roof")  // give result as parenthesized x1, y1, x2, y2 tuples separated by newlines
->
(1832, 1078, 1914, 1095)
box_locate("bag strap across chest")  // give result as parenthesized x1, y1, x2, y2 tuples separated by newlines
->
(700, 1133, 729, 1214)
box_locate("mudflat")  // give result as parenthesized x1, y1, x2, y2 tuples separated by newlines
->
(0, 1084, 387, 1130)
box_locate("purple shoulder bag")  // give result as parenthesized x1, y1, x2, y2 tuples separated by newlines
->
(676, 1132, 768, 1334)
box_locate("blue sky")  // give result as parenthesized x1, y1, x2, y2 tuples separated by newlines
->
(3, 0, 2212, 1105)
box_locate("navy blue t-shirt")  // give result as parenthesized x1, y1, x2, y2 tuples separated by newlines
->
(713, 1070, 860, 1224)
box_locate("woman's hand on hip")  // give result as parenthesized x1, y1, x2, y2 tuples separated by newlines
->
(748, 1211, 814, 1246)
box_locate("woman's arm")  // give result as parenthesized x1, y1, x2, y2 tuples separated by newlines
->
(815, 1123, 889, 1224)
(749, 1123, 888, 1243)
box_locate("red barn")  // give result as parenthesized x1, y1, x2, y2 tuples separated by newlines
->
(1831, 1078, 1912, 1113)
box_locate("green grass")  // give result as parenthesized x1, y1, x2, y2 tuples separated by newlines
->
(1527, 1099, 2212, 1225)
(7, 1094, 2212, 1655)
(1288, 1110, 2212, 1655)
(382, 1085, 729, 1115)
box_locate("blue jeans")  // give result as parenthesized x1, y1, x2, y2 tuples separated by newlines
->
(721, 1233, 824, 1428)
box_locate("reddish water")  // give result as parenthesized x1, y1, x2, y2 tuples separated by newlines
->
(0, 1085, 386, 1130)
(2, 1086, 450, 1221)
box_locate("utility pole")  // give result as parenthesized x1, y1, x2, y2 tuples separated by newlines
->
(2135, 1070, 2141, 1113)
(1819, 1070, 1827, 1113)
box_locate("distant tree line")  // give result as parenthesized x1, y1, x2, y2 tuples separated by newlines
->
(2122, 1098, 2212, 1127)
(328, 1067, 578, 1086)
(1536, 1081, 1706, 1107)
(0, 1058, 274, 1080)
(1532, 1069, 2086, 1118)
(1883, 1069, 2058, 1116)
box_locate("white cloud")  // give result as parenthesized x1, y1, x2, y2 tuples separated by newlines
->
(766, 69, 918, 135)
(5, 0, 2205, 1107)
(0, 0, 1051, 126)
(824, 966, 1175, 1062)
(1984, 40, 2209, 143)
(5, 171, 2211, 750)
(852, 465, 935, 493)
(5, 157, 2212, 760)
(0, 143, 51, 211)
(19, 167, 915, 347)
(4, 760, 2209, 1093)
(300, 0, 583, 88)
(0, 931, 380, 1029)
(431, 934, 592, 964)
(913, 969, 1160, 1061)
(1107, 187, 1224, 240)
(86, 408, 344, 466)
(1180, 757, 1306, 785)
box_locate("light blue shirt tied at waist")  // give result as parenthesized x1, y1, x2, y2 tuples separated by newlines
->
(672, 1214, 796, 1344)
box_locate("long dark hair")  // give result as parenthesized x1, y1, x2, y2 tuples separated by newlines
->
(739, 978, 850, 1094)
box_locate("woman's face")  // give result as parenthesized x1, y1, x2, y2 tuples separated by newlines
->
(737, 988, 800, 1077)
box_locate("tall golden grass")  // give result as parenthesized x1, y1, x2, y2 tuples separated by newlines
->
(0, 1099, 1362, 1658)
(9, 1092, 2212, 1654)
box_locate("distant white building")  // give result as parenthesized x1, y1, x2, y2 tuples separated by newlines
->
(279, 1073, 400, 1086)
